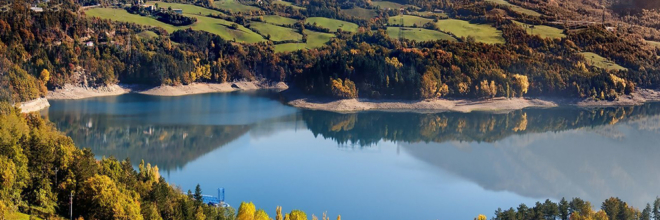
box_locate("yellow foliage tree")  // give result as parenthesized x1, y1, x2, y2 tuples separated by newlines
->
(237, 202, 256, 220)
(254, 209, 270, 220)
(511, 74, 529, 97)
(474, 214, 487, 220)
(39, 69, 50, 84)
(276, 206, 283, 220)
(330, 78, 358, 99)
(419, 69, 448, 99)
(79, 175, 143, 220)
(289, 210, 307, 220)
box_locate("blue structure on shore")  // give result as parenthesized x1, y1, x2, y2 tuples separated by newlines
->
(202, 188, 229, 207)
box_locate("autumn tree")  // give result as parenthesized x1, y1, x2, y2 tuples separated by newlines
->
(237, 202, 257, 220)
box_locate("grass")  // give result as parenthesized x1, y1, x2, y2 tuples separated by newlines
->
(146, 1, 224, 16)
(86, 8, 265, 43)
(388, 15, 433, 27)
(386, 27, 457, 42)
(137, 30, 159, 39)
(273, 0, 305, 10)
(581, 52, 627, 71)
(85, 8, 180, 33)
(213, 0, 261, 13)
(513, 21, 565, 39)
(435, 19, 505, 44)
(5, 212, 42, 220)
(342, 7, 377, 19)
(371, 1, 404, 9)
(261, 15, 298, 25)
(274, 30, 335, 52)
(191, 15, 265, 43)
(647, 40, 660, 49)
(485, 0, 542, 16)
(250, 21, 301, 41)
(306, 17, 359, 32)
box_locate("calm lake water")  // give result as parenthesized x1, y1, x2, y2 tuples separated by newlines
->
(45, 91, 660, 220)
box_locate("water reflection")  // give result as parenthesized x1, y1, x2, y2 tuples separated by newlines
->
(46, 93, 660, 218)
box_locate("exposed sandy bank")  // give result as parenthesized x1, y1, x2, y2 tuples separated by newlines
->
(284, 88, 660, 113)
(138, 81, 288, 96)
(47, 84, 131, 100)
(17, 98, 50, 113)
(576, 89, 660, 107)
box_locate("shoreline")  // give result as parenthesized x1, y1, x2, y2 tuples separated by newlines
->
(19, 82, 660, 113)
(282, 88, 660, 113)
(17, 98, 50, 113)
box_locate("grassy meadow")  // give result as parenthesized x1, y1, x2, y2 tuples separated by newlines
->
(251, 22, 302, 41)
(146, 1, 224, 15)
(581, 52, 627, 71)
(485, 0, 542, 16)
(435, 19, 505, 44)
(388, 15, 433, 27)
(213, 0, 261, 13)
(274, 30, 335, 52)
(306, 17, 359, 32)
(386, 27, 457, 42)
(513, 21, 565, 39)
(343, 7, 378, 19)
(261, 14, 298, 25)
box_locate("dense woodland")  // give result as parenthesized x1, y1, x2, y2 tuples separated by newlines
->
(491, 197, 660, 220)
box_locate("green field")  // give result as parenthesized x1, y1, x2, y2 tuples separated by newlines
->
(513, 21, 565, 39)
(387, 27, 457, 42)
(435, 19, 505, 44)
(86, 8, 180, 33)
(137, 30, 159, 39)
(388, 15, 433, 27)
(343, 7, 377, 19)
(273, 0, 305, 10)
(191, 15, 265, 43)
(251, 21, 301, 41)
(261, 15, 298, 25)
(485, 0, 542, 16)
(86, 8, 265, 43)
(213, 0, 261, 13)
(146, 1, 223, 16)
(581, 52, 627, 71)
(306, 17, 359, 32)
(371, 0, 404, 9)
(274, 30, 335, 52)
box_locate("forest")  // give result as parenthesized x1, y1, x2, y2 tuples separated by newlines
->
(490, 197, 660, 220)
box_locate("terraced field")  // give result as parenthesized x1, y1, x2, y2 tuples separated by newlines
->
(213, 0, 261, 12)
(386, 27, 457, 42)
(435, 19, 505, 44)
(251, 22, 301, 41)
(306, 17, 359, 32)
(581, 52, 627, 71)
(261, 15, 297, 25)
(513, 21, 565, 39)
(86, 8, 265, 43)
(343, 7, 377, 19)
(388, 15, 433, 27)
(486, 0, 542, 16)
(274, 30, 335, 52)
(146, 1, 223, 15)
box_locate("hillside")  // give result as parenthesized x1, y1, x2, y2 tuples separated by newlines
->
(1, 0, 659, 104)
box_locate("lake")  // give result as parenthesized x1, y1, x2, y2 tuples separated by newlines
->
(44, 91, 660, 220)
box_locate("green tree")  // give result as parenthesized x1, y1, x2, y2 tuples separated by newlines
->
(559, 198, 570, 220)
(642, 204, 652, 220)
(194, 184, 203, 203)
